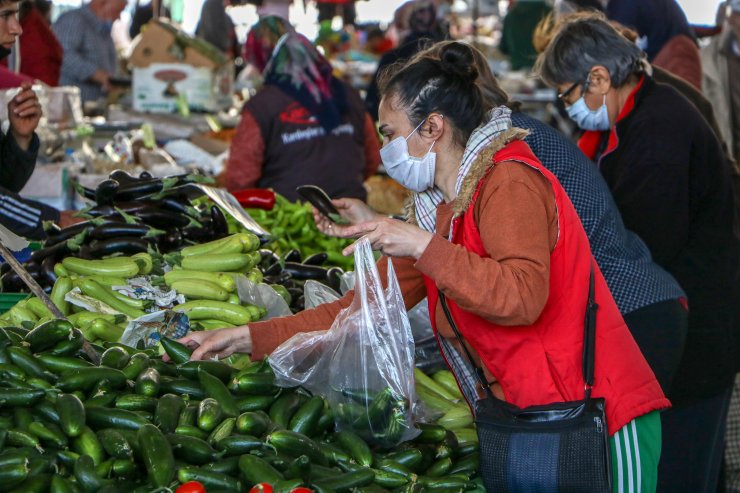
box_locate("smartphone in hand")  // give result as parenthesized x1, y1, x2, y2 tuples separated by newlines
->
(296, 185, 349, 225)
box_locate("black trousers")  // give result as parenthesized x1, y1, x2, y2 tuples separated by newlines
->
(623, 298, 688, 397)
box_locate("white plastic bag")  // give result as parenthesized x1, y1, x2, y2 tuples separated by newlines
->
(270, 238, 418, 447)
(303, 280, 341, 309)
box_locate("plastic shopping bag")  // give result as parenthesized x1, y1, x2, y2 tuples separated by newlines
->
(270, 238, 418, 447)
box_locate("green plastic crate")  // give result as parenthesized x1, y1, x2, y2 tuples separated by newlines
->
(0, 293, 28, 314)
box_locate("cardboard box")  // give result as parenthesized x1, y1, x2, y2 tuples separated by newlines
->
(19, 162, 83, 210)
(129, 19, 227, 70)
(132, 63, 234, 114)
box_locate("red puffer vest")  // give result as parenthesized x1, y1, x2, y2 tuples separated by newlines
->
(423, 140, 670, 435)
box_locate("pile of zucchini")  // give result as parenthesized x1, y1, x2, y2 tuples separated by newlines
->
(3, 171, 227, 293)
(0, 232, 271, 340)
(0, 325, 481, 493)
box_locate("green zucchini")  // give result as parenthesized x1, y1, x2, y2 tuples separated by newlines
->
(138, 423, 175, 487)
(57, 367, 127, 393)
(37, 354, 93, 374)
(0, 461, 28, 488)
(230, 370, 277, 395)
(28, 421, 67, 448)
(47, 329, 85, 357)
(207, 417, 235, 445)
(7, 346, 56, 382)
(215, 434, 263, 456)
(23, 319, 74, 352)
(74, 454, 109, 492)
(199, 368, 239, 417)
(197, 397, 224, 432)
(238, 454, 284, 486)
(202, 456, 240, 475)
(336, 430, 373, 467)
(159, 377, 206, 399)
(97, 428, 133, 460)
(134, 367, 160, 396)
(154, 393, 185, 434)
(85, 406, 149, 431)
(315, 468, 376, 491)
(0, 389, 44, 407)
(178, 403, 198, 427)
(289, 395, 325, 437)
(236, 395, 276, 413)
(115, 394, 158, 412)
(269, 391, 307, 428)
(236, 410, 271, 437)
(72, 426, 105, 466)
(166, 433, 220, 465)
(177, 466, 243, 491)
(178, 360, 234, 382)
(99, 346, 131, 370)
(173, 299, 252, 325)
(175, 425, 209, 441)
(267, 429, 328, 466)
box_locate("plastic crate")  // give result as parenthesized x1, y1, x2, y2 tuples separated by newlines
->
(0, 293, 28, 314)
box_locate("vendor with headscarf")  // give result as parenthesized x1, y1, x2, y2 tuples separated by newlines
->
(223, 16, 380, 202)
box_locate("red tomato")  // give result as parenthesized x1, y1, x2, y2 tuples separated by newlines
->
(175, 482, 206, 493)
(289, 488, 314, 493)
(249, 484, 274, 493)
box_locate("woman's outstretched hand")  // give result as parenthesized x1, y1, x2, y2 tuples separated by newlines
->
(176, 326, 253, 361)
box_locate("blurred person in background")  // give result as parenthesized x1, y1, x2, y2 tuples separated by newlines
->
(538, 15, 739, 492)
(499, 0, 552, 71)
(365, 0, 445, 120)
(0, 0, 75, 237)
(3, 0, 62, 86)
(703, 0, 740, 164)
(129, 1, 170, 39)
(554, 0, 702, 90)
(223, 16, 379, 202)
(53, 0, 127, 102)
(195, 0, 237, 57)
(702, 3, 740, 491)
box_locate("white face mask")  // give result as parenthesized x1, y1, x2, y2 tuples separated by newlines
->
(380, 118, 437, 192)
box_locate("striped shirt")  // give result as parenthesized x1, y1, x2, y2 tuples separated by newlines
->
(53, 5, 117, 102)
(0, 131, 56, 240)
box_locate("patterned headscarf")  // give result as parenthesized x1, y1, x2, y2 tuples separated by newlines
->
(244, 16, 346, 132)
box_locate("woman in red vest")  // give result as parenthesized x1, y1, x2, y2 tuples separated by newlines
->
(182, 42, 669, 491)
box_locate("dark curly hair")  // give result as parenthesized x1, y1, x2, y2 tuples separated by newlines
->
(378, 41, 486, 147)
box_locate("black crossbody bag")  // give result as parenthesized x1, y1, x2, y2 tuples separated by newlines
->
(438, 267, 612, 492)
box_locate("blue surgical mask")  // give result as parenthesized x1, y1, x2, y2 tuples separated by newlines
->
(566, 94, 610, 131)
(380, 118, 437, 192)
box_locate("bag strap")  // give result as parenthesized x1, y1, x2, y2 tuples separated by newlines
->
(583, 263, 598, 395)
(438, 264, 598, 401)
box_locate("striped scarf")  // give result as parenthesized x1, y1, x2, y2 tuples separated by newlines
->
(413, 106, 513, 234)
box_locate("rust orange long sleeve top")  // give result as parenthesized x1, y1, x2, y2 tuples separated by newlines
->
(249, 160, 559, 360)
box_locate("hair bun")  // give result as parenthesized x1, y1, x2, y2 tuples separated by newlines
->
(438, 42, 478, 85)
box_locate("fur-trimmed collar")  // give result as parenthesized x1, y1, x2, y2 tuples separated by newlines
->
(406, 127, 529, 227)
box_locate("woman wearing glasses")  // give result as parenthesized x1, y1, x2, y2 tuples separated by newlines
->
(538, 14, 739, 493)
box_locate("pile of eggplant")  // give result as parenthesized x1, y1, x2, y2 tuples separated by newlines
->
(258, 249, 346, 314)
(1, 170, 230, 293)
